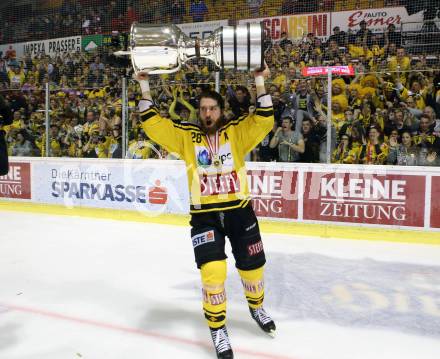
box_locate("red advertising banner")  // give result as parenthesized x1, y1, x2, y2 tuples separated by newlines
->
(0, 162, 31, 199)
(239, 13, 330, 40)
(248, 169, 298, 219)
(302, 66, 355, 77)
(303, 171, 425, 227)
(430, 176, 440, 228)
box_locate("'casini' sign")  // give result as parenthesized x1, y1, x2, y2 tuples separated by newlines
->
(239, 12, 331, 40)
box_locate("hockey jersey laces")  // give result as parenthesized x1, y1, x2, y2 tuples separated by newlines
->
(212, 327, 231, 353)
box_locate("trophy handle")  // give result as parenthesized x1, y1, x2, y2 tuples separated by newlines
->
(147, 65, 182, 75)
(115, 50, 183, 75)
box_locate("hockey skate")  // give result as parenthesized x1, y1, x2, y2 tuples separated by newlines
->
(209, 325, 234, 358)
(249, 307, 276, 337)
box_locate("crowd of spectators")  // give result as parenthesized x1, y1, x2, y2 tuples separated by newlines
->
(1, 0, 213, 43)
(255, 22, 440, 166)
(1, 0, 412, 44)
(0, 1, 440, 165)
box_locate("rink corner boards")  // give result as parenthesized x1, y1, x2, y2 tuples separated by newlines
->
(1, 200, 440, 245)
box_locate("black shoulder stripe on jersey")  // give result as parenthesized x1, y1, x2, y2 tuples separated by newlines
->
(224, 114, 247, 126)
(175, 122, 202, 131)
(219, 114, 248, 133)
(173, 123, 203, 133)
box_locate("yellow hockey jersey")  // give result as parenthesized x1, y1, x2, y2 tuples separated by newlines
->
(139, 95, 274, 213)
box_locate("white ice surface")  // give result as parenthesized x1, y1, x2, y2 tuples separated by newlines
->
(1, 211, 440, 359)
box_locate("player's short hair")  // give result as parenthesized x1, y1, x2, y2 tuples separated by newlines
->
(199, 90, 225, 111)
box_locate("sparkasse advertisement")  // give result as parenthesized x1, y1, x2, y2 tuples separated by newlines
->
(30, 159, 189, 214)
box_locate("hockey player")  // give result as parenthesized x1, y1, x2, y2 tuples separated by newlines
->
(135, 68, 276, 358)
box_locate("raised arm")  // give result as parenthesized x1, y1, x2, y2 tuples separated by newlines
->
(135, 73, 184, 156)
(234, 65, 275, 155)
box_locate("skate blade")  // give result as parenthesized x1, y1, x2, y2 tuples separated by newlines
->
(266, 329, 276, 338)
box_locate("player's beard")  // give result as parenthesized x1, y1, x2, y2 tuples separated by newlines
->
(201, 115, 226, 135)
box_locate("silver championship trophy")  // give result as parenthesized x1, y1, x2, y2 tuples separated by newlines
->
(116, 22, 264, 75)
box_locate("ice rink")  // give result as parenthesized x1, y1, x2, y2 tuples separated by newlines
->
(1, 210, 440, 359)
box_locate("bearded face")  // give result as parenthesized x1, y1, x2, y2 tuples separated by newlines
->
(199, 97, 224, 135)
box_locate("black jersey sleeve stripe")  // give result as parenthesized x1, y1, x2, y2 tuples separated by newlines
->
(139, 109, 159, 121)
(255, 108, 274, 117)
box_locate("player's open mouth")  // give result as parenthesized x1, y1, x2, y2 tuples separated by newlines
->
(206, 120, 212, 126)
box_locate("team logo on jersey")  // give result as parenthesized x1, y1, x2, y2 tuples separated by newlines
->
(195, 143, 234, 170)
(197, 149, 212, 167)
(192, 230, 215, 248)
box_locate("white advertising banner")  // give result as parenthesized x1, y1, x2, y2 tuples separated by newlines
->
(330, 7, 425, 33)
(0, 36, 82, 59)
(177, 20, 229, 39)
(23, 36, 82, 57)
(4, 158, 440, 231)
(238, 12, 331, 40)
(29, 158, 189, 215)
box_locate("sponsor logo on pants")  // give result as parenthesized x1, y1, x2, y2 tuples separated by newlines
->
(192, 230, 215, 248)
(248, 241, 264, 256)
